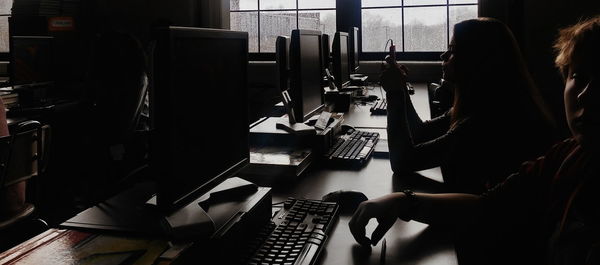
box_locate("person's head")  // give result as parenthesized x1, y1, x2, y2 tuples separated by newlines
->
(441, 18, 552, 127)
(554, 16, 600, 152)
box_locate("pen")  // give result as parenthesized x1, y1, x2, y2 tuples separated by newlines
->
(380, 238, 386, 265)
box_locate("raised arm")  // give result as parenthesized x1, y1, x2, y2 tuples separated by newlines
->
(383, 66, 454, 173)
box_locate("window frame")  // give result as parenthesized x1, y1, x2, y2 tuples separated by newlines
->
(231, 0, 478, 61)
(230, 0, 336, 61)
(0, 14, 9, 61)
(360, 1, 478, 61)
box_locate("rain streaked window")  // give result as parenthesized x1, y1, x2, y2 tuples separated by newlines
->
(361, 0, 477, 52)
(230, 0, 336, 53)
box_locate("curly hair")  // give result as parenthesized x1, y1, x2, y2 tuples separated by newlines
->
(553, 16, 600, 78)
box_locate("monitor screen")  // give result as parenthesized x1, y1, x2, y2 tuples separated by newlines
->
(290, 29, 324, 123)
(348, 27, 360, 72)
(332, 32, 350, 89)
(10, 36, 54, 85)
(152, 27, 249, 212)
(276, 36, 291, 91)
(322, 34, 331, 70)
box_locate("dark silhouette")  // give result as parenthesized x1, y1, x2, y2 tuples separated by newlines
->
(383, 18, 556, 194)
(350, 15, 600, 265)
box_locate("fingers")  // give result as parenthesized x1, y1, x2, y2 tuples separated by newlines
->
(348, 204, 372, 246)
(370, 217, 395, 246)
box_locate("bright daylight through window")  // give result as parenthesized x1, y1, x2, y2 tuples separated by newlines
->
(362, 0, 477, 52)
(230, 0, 336, 53)
(0, 0, 12, 53)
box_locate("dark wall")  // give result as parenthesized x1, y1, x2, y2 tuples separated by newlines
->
(480, 0, 600, 137)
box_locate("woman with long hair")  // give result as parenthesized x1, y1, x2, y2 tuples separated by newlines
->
(384, 17, 556, 193)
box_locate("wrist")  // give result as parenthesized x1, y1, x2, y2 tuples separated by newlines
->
(398, 190, 419, 222)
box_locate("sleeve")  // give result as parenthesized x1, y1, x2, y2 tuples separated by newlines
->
(481, 139, 575, 217)
(387, 89, 461, 173)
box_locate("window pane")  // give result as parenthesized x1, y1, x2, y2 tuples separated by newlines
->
(361, 0, 400, 8)
(299, 0, 335, 9)
(449, 5, 477, 40)
(230, 0, 257, 11)
(298, 10, 336, 37)
(260, 0, 295, 10)
(403, 0, 445, 6)
(449, 0, 477, 4)
(0, 17, 8, 53)
(361, 8, 402, 52)
(231, 12, 259, 52)
(260, 11, 296, 52)
(404, 6, 446, 51)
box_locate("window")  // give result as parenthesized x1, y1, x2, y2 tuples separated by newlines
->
(0, 0, 11, 55)
(230, 0, 336, 53)
(361, 0, 477, 55)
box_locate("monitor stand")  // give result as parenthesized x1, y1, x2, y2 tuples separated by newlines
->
(60, 178, 269, 241)
(275, 118, 316, 135)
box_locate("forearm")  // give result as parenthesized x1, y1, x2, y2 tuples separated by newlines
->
(410, 192, 483, 226)
(386, 90, 415, 172)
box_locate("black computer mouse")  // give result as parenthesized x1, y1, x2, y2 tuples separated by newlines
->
(340, 124, 355, 134)
(322, 190, 368, 214)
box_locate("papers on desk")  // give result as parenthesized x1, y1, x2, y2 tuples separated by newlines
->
(243, 146, 313, 178)
(0, 229, 170, 265)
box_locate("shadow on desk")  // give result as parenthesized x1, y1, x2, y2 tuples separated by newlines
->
(392, 172, 447, 194)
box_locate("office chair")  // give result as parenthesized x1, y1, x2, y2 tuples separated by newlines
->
(428, 81, 454, 119)
(0, 120, 50, 252)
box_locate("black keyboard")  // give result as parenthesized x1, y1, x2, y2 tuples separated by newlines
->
(370, 99, 387, 115)
(324, 129, 379, 166)
(243, 198, 339, 265)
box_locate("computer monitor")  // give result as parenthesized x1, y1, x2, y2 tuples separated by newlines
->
(332, 31, 350, 89)
(276, 36, 291, 92)
(348, 27, 360, 72)
(9, 36, 54, 85)
(152, 26, 249, 212)
(289, 29, 324, 123)
(322, 34, 331, 71)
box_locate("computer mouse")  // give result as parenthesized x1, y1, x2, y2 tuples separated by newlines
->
(322, 190, 368, 214)
(340, 124, 355, 134)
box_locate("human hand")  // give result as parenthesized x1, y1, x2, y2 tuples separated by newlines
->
(380, 62, 408, 94)
(348, 193, 409, 246)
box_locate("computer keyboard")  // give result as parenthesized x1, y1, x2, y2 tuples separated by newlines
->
(242, 198, 339, 265)
(370, 99, 387, 115)
(324, 129, 379, 166)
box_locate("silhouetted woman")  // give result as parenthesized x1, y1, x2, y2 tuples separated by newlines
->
(383, 17, 556, 193)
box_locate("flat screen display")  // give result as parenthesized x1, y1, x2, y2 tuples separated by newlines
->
(300, 34, 323, 122)
(153, 27, 249, 211)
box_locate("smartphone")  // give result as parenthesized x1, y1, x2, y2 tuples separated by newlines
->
(389, 40, 396, 66)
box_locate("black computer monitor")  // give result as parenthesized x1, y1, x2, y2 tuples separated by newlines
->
(322, 33, 331, 71)
(332, 32, 350, 89)
(9, 36, 54, 85)
(152, 26, 249, 212)
(348, 27, 360, 72)
(289, 29, 324, 123)
(276, 36, 291, 92)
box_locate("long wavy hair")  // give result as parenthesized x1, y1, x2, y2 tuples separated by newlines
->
(449, 18, 554, 129)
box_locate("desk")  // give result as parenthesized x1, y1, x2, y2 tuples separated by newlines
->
(341, 83, 431, 129)
(269, 158, 456, 265)
(261, 83, 454, 265)
(0, 84, 455, 265)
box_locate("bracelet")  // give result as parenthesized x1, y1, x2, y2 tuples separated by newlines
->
(399, 189, 418, 222)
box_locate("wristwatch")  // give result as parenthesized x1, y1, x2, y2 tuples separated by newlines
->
(399, 189, 418, 222)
